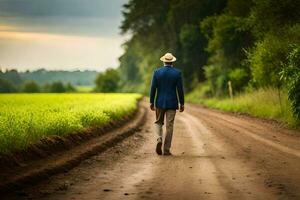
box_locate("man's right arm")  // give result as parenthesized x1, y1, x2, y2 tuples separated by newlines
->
(177, 71, 184, 112)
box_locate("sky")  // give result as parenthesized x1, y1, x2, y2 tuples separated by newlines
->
(0, 0, 128, 72)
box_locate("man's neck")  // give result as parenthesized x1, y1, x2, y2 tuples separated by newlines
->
(164, 64, 173, 67)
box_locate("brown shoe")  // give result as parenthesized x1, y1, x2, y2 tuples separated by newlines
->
(164, 150, 172, 156)
(156, 142, 162, 155)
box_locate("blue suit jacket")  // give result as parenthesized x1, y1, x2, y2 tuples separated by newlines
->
(150, 65, 184, 109)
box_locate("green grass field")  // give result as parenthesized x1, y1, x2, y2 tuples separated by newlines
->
(75, 85, 94, 93)
(0, 93, 141, 154)
(187, 87, 299, 127)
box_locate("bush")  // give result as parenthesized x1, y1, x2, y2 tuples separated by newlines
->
(94, 68, 120, 92)
(280, 45, 300, 119)
(22, 80, 40, 93)
(50, 82, 66, 93)
(228, 68, 249, 92)
(204, 65, 229, 97)
(200, 14, 252, 97)
(42, 83, 51, 93)
(247, 24, 300, 88)
(0, 78, 17, 93)
(186, 82, 213, 100)
(65, 83, 76, 92)
(247, 34, 288, 87)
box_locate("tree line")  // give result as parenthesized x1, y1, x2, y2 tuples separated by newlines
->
(116, 0, 300, 117)
(0, 69, 76, 93)
(0, 68, 119, 93)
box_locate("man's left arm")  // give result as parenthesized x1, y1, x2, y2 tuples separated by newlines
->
(150, 71, 157, 110)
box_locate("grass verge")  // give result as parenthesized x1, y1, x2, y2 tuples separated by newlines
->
(187, 87, 299, 127)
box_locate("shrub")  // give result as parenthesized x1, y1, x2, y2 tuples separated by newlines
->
(95, 68, 120, 92)
(280, 45, 300, 119)
(228, 68, 249, 92)
(0, 78, 17, 93)
(204, 65, 229, 97)
(50, 81, 66, 93)
(186, 82, 213, 101)
(247, 33, 288, 87)
(22, 80, 40, 93)
(65, 83, 76, 92)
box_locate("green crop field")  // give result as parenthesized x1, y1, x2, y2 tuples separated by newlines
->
(0, 93, 141, 154)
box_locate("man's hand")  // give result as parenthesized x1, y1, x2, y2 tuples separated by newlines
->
(150, 104, 155, 111)
(179, 105, 184, 112)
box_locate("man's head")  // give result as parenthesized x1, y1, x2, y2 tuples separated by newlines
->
(160, 53, 176, 65)
(164, 62, 173, 66)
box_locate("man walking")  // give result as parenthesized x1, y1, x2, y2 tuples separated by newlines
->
(150, 52, 184, 156)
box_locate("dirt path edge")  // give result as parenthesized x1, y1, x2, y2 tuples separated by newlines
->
(0, 100, 147, 194)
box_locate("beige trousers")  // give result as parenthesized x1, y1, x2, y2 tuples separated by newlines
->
(154, 109, 176, 152)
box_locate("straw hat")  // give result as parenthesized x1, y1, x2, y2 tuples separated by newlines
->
(160, 53, 177, 62)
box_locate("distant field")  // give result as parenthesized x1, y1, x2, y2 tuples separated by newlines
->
(0, 93, 141, 154)
(75, 85, 94, 92)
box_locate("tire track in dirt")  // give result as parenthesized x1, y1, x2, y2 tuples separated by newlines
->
(188, 104, 300, 151)
(188, 105, 300, 199)
(179, 112, 277, 200)
(189, 106, 300, 157)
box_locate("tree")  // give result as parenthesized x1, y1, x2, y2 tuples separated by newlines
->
(119, 39, 142, 91)
(0, 69, 22, 85)
(280, 45, 300, 119)
(119, 0, 226, 92)
(199, 0, 253, 95)
(65, 82, 76, 92)
(118, 0, 299, 100)
(179, 24, 208, 89)
(22, 80, 40, 93)
(50, 81, 66, 93)
(246, 0, 300, 87)
(94, 68, 120, 92)
(42, 83, 51, 93)
(0, 78, 17, 93)
(249, 0, 299, 39)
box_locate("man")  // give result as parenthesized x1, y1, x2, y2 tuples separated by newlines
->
(150, 52, 184, 156)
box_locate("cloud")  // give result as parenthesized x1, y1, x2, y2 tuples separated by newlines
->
(0, 31, 124, 71)
(0, 0, 127, 37)
(0, 24, 17, 31)
(0, 16, 122, 37)
(0, 0, 128, 70)
(0, 0, 126, 18)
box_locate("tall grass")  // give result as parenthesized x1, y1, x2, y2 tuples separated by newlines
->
(0, 93, 141, 154)
(187, 87, 299, 127)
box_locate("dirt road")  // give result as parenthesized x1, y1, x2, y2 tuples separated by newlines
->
(4, 102, 300, 200)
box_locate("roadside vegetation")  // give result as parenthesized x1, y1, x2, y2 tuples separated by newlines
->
(0, 93, 141, 154)
(187, 87, 298, 126)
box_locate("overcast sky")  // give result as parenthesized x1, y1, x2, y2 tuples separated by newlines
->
(0, 0, 128, 71)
